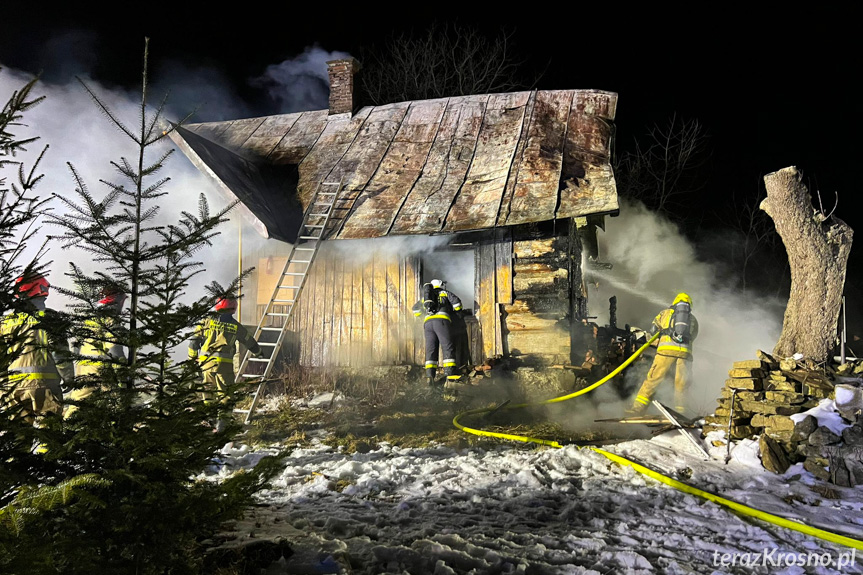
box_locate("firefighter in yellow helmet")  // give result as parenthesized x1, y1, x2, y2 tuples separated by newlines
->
(1, 273, 72, 425)
(188, 297, 260, 428)
(64, 286, 127, 419)
(627, 292, 698, 416)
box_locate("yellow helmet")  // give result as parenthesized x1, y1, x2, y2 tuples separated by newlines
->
(672, 292, 692, 306)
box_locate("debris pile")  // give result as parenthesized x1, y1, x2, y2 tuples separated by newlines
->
(702, 351, 863, 485)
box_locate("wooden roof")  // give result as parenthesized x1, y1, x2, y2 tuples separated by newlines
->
(170, 89, 619, 243)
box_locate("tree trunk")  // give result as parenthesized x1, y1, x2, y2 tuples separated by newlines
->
(761, 166, 853, 362)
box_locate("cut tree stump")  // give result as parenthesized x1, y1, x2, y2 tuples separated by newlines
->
(761, 167, 853, 362)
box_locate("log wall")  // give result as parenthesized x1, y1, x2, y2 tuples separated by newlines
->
(503, 221, 582, 365)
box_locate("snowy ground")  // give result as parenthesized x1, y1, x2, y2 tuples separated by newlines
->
(204, 397, 863, 575)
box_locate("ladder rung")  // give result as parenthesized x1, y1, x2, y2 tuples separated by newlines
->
(307, 212, 330, 216)
(317, 191, 337, 195)
(260, 327, 283, 331)
(233, 409, 251, 413)
(248, 358, 269, 362)
(295, 247, 315, 250)
(266, 312, 292, 317)
(272, 299, 295, 303)
(299, 235, 320, 240)
(305, 224, 325, 228)
(284, 272, 306, 276)
(277, 285, 299, 289)
(290, 260, 312, 264)
(257, 342, 278, 346)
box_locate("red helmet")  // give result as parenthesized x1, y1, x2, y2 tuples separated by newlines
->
(15, 273, 49, 298)
(98, 286, 126, 306)
(215, 298, 237, 312)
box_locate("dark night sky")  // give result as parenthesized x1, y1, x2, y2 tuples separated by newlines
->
(3, 9, 856, 204)
(2, 8, 860, 294)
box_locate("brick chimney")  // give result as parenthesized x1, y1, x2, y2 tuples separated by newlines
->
(326, 58, 361, 118)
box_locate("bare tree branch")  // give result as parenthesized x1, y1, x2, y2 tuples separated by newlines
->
(358, 22, 543, 105)
(614, 114, 711, 217)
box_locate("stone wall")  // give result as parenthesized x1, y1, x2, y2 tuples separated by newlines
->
(702, 351, 863, 485)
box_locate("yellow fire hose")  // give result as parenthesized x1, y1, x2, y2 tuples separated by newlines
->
(452, 332, 863, 551)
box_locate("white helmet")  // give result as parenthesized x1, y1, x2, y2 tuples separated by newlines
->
(430, 279, 443, 289)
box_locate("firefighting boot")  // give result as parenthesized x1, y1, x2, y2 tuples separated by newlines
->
(624, 398, 648, 418)
(426, 368, 437, 386)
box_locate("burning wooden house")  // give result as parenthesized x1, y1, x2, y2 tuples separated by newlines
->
(170, 58, 619, 371)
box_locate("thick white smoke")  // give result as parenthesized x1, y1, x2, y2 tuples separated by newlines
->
(2, 40, 359, 316)
(251, 45, 351, 113)
(587, 198, 785, 415)
(0, 66, 241, 314)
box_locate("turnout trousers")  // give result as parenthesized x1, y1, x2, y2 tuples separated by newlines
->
(631, 354, 690, 413)
(200, 361, 236, 404)
(424, 318, 456, 378)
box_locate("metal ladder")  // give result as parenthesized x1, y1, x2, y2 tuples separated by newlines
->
(235, 178, 344, 424)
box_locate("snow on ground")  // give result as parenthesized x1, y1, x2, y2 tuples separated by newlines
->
(203, 400, 863, 575)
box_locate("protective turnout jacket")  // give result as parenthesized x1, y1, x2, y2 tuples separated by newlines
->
(412, 286, 463, 322)
(1, 309, 68, 389)
(188, 313, 260, 370)
(75, 316, 125, 377)
(652, 306, 699, 359)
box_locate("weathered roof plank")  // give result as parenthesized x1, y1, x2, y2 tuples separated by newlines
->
(221, 117, 268, 154)
(496, 91, 537, 227)
(296, 108, 371, 207)
(339, 100, 447, 238)
(443, 92, 529, 232)
(187, 121, 232, 142)
(269, 110, 329, 166)
(326, 103, 410, 236)
(172, 89, 619, 243)
(389, 95, 488, 234)
(557, 91, 619, 217)
(504, 90, 572, 226)
(241, 113, 303, 160)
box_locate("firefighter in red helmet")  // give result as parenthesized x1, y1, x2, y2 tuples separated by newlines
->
(1, 272, 72, 425)
(65, 285, 127, 419)
(188, 297, 260, 430)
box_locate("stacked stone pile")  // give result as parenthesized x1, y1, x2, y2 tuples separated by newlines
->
(701, 350, 863, 486)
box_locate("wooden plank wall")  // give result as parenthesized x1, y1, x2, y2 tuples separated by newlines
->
(474, 228, 513, 360)
(273, 247, 422, 367)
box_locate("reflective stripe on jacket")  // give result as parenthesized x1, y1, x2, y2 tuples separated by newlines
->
(188, 313, 260, 370)
(1, 311, 62, 385)
(412, 289, 463, 323)
(76, 317, 124, 377)
(654, 308, 699, 359)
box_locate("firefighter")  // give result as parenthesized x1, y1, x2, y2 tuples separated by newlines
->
(1, 272, 72, 425)
(64, 286, 127, 419)
(450, 304, 471, 377)
(627, 292, 698, 416)
(188, 297, 261, 429)
(412, 279, 463, 385)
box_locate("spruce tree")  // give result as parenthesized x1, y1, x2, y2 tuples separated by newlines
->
(0, 43, 283, 575)
(0, 70, 60, 499)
